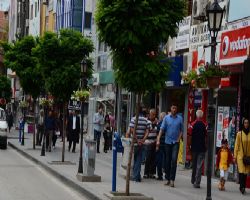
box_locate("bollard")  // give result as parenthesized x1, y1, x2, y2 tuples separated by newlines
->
(112, 132, 124, 192)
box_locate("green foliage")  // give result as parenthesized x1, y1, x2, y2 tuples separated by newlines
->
(0, 75, 12, 102)
(203, 64, 229, 78)
(34, 29, 94, 102)
(96, 0, 186, 93)
(1, 36, 44, 99)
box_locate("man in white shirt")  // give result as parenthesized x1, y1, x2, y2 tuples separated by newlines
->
(93, 106, 104, 153)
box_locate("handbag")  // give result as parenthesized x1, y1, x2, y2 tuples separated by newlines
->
(241, 131, 250, 166)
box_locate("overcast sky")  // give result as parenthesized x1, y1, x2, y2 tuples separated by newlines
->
(0, 0, 9, 11)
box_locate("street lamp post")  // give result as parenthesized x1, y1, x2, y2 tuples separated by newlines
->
(206, 1, 224, 200)
(77, 59, 87, 174)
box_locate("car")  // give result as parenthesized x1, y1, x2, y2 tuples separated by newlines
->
(0, 108, 8, 149)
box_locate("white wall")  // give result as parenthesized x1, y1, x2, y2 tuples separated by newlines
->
(8, 0, 17, 42)
(29, 0, 40, 36)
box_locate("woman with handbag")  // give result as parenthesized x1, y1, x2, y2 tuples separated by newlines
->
(234, 118, 250, 194)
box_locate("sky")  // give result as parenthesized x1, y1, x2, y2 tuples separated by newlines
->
(228, 0, 250, 22)
(0, 0, 9, 11)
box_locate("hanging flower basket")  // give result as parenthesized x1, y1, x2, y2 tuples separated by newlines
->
(39, 98, 54, 107)
(19, 100, 29, 108)
(71, 89, 90, 102)
(206, 76, 221, 89)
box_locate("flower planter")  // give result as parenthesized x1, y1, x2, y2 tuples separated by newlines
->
(206, 76, 221, 89)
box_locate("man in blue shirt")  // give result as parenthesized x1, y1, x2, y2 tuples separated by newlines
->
(156, 104, 183, 187)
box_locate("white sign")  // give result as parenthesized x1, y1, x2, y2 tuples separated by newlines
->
(189, 22, 210, 52)
(227, 17, 250, 30)
(175, 16, 191, 51)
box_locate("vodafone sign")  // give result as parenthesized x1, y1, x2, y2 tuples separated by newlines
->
(220, 26, 250, 66)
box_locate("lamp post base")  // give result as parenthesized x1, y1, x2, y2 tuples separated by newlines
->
(76, 173, 101, 182)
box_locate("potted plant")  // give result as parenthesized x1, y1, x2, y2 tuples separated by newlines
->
(203, 63, 229, 89)
(19, 100, 29, 108)
(181, 70, 206, 88)
(71, 89, 90, 102)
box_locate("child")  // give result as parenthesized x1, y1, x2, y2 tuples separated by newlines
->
(216, 139, 233, 191)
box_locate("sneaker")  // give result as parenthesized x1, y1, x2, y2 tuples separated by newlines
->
(52, 146, 55, 150)
(164, 180, 170, 186)
(170, 181, 175, 187)
(143, 174, 149, 179)
(193, 184, 200, 188)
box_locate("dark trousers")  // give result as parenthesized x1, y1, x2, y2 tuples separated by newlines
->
(36, 125, 44, 145)
(94, 129, 101, 153)
(165, 143, 179, 181)
(156, 145, 166, 178)
(144, 144, 156, 176)
(108, 132, 112, 150)
(191, 152, 205, 185)
(46, 130, 53, 151)
(68, 140, 76, 152)
(52, 133, 57, 146)
(239, 173, 247, 189)
(103, 132, 109, 152)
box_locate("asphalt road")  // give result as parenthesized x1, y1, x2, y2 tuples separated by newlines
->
(0, 147, 88, 200)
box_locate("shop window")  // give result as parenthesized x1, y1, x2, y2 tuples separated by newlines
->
(30, 4, 33, 20)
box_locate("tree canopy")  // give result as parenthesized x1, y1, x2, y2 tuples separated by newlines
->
(0, 74, 12, 102)
(34, 29, 94, 102)
(96, 0, 186, 93)
(1, 36, 43, 99)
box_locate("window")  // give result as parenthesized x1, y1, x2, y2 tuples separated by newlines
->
(84, 12, 92, 29)
(35, 2, 37, 17)
(30, 4, 33, 20)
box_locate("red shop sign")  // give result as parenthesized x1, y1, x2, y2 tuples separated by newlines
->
(220, 26, 250, 66)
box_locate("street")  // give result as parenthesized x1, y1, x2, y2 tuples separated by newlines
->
(0, 148, 88, 200)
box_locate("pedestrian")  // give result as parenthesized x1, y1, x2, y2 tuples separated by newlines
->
(45, 110, 55, 152)
(234, 118, 250, 194)
(103, 123, 111, 153)
(216, 139, 233, 191)
(67, 110, 80, 153)
(128, 107, 149, 182)
(188, 109, 207, 188)
(156, 104, 183, 187)
(155, 112, 166, 180)
(93, 106, 104, 153)
(6, 110, 13, 133)
(36, 109, 44, 146)
(144, 108, 158, 179)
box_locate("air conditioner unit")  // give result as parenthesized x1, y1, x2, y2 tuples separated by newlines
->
(42, 0, 48, 5)
(192, 0, 209, 21)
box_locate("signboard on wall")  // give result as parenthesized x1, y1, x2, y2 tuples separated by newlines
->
(216, 106, 236, 150)
(189, 22, 210, 52)
(175, 16, 191, 51)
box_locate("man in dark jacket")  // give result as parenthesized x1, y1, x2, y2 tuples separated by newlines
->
(45, 111, 55, 152)
(188, 109, 207, 188)
(67, 110, 80, 153)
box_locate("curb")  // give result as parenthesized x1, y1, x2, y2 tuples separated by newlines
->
(8, 141, 102, 200)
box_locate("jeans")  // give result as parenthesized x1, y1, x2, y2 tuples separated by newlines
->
(191, 152, 205, 185)
(94, 130, 101, 153)
(144, 144, 156, 176)
(156, 145, 166, 178)
(165, 143, 179, 181)
(133, 145, 144, 181)
(46, 130, 53, 151)
(36, 125, 44, 145)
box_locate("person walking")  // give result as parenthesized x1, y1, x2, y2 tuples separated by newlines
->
(67, 110, 80, 153)
(93, 106, 104, 153)
(144, 109, 158, 179)
(188, 110, 207, 188)
(6, 110, 13, 133)
(234, 118, 250, 194)
(155, 112, 166, 180)
(156, 104, 183, 187)
(128, 108, 149, 182)
(103, 123, 111, 153)
(36, 109, 44, 146)
(216, 139, 233, 191)
(45, 111, 55, 152)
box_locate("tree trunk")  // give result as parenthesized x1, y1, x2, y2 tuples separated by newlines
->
(62, 102, 67, 162)
(33, 99, 36, 150)
(125, 93, 141, 196)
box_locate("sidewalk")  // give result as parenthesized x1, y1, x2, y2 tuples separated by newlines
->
(7, 130, 250, 200)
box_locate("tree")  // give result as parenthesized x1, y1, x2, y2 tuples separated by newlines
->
(95, 0, 186, 195)
(0, 74, 12, 108)
(34, 29, 94, 162)
(1, 36, 44, 149)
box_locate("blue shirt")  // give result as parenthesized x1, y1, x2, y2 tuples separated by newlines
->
(160, 114, 183, 144)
